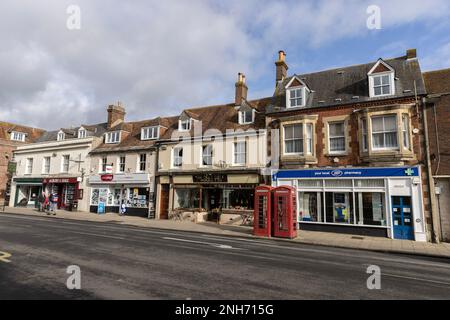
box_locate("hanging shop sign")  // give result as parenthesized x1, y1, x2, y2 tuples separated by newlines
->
(101, 174, 114, 182)
(193, 173, 228, 183)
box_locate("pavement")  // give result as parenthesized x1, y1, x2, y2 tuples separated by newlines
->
(3, 206, 450, 259)
(1, 212, 450, 299)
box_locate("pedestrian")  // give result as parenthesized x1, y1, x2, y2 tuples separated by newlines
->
(48, 192, 58, 216)
(43, 193, 49, 213)
(119, 201, 127, 216)
(37, 192, 45, 212)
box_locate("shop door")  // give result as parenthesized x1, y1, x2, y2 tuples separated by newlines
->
(160, 184, 170, 219)
(391, 196, 414, 240)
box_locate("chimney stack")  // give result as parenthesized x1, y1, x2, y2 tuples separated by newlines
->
(275, 50, 288, 83)
(235, 72, 248, 106)
(406, 48, 417, 60)
(107, 102, 126, 129)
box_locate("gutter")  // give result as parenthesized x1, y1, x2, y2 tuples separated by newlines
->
(422, 96, 441, 243)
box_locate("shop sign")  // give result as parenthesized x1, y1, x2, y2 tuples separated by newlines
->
(193, 173, 228, 183)
(273, 166, 420, 181)
(105, 165, 113, 174)
(7, 161, 17, 175)
(101, 174, 114, 182)
(43, 178, 79, 184)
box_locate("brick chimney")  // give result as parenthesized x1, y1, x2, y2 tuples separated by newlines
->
(235, 72, 248, 106)
(107, 102, 126, 129)
(275, 50, 288, 83)
(406, 48, 417, 60)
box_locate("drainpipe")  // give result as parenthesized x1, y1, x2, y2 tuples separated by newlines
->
(422, 96, 440, 243)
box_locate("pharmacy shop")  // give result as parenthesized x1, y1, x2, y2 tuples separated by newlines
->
(272, 166, 426, 241)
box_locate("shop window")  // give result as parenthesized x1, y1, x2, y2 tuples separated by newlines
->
(324, 179, 352, 188)
(223, 188, 254, 210)
(284, 124, 303, 154)
(233, 141, 246, 165)
(329, 121, 346, 153)
(354, 179, 384, 188)
(297, 180, 322, 188)
(325, 192, 354, 224)
(173, 147, 183, 167)
(127, 188, 148, 208)
(174, 188, 200, 209)
(113, 189, 122, 206)
(202, 145, 213, 166)
(139, 154, 147, 172)
(371, 115, 398, 149)
(298, 192, 321, 222)
(355, 192, 386, 226)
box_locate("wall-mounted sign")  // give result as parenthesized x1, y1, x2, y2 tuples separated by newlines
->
(193, 173, 228, 183)
(100, 174, 114, 182)
(7, 161, 17, 175)
(43, 178, 79, 184)
(105, 165, 113, 174)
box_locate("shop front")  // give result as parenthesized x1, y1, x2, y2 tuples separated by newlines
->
(272, 166, 426, 241)
(160, 171, 261, 223)
(88, 173, 153, 218)
(43, 177, 82, 211)
(13, 177, 43, 208)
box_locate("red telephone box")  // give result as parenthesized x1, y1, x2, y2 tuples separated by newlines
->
(273, 186, 297, 239)
(253, 186, 273, 237)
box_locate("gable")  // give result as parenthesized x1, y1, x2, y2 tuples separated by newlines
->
(287, 78, 303, 88)
(368, 59, 394, 75)
(372, 63, 391, 73)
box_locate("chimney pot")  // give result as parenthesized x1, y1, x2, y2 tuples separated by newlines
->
(278, 50, 286, 62)
(275, 50, 288, 84)
(406, 48, 417, 60)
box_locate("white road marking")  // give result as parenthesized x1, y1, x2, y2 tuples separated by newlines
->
(383, 272, 450, 286)
(0, 251, 12, 263)
(163, 237, 235, 249)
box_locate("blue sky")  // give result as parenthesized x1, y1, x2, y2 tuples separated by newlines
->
(0, 0, 449, 129)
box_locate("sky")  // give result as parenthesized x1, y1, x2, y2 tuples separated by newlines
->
(0, 0, 450, 130)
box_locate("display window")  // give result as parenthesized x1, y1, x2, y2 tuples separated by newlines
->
(174, 188, 200, 209)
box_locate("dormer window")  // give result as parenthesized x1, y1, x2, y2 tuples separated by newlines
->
(78, 128, 87, 139)
(141, 126, 159, 140)
(368, 59, 395, 98)
(239, 109, 254, 124)
(285, 76, 308, 109)
(57, 131, 65, 141)
(10, 131, 26, 142)
(105, 131, 120, 144)
(179, 119, 191, 131)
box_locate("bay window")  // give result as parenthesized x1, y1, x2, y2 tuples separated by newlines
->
(402, 114, 410, 150)
(283, 122, 314, 155)
(371, 115, 398, 149)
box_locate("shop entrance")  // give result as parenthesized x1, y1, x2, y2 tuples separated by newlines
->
(392, 196, 414, 240)
(160, 184, 170, 219)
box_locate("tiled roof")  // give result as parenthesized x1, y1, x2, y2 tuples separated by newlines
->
(423, 68, 450, 95)
(35, 123, 107, 143)
(0, 121, 45, 143)
(269, 54, 426, 113)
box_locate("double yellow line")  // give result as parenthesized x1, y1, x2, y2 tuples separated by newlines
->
(0, 251, 12, 263)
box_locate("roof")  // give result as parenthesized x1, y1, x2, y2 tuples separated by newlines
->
(423, 68, 450, 95)
(0, 121, 45, 143)
(90, 97, 272, 153)
(269, 54, 426, 113)
(35, 123, 107, 143)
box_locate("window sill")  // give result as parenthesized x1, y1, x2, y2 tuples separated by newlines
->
(325, 152, 348, 157)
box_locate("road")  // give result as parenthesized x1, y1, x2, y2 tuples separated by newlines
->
(1, 212, 450, 300)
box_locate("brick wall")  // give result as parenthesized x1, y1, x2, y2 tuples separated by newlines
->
(0, 141, 18, 202)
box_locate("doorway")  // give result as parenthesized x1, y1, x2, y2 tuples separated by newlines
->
(392, 196, 414, 240)
(160, 184, 170, 219)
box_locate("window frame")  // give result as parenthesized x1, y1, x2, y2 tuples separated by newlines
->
(105, 131, 121, 144)
(233, 141, 247, 166)
(173, 147, 183, 168)
(371, 114, 399, 150)
(178, 119, 191, 131)
(42, 156, 51, 174)
(286, 87, 306, 108)
(239, 109, 254, 124)
(61, 155, 70, 173)
(202, 144, 213, 167)
(117, 156, 126, 173)
(369, 72, 395, 98)
(11, 131, 26, 142)
(138, 154, 147, 172)
(25, 158, 33, 175)
(100, 157, 108, 173)
(57, 131, 65, 141)
(328, 121, 346, 154)
(78, 128, 87, 139)
(141, 126, 159, 140)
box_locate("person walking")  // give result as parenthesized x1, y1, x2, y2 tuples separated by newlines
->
(37, 192, 45, 212)
(48, 192, 58, 216)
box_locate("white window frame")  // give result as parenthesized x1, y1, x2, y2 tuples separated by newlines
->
(402, 114, 411, 150)
(202, 144, 213, 167)
(11, 131, 26, 142)
(61, 155, 70, 173)
(25, 158, 33, 175)
(141, 126, 159, 140)
(283, 123, 304, 155)
(138, 154, 147, 172)
(57, 131, 65, 141)
(328, 121, 346, 154)
(233, 141, 246, 166)
(369, 72, 394, 97)
(371, 114, 399, 150)
(286, 87, 306, 108)
(117, 156, 126, 173)
(78, 128, 87, 139)
(239, 109, 254, 124)
(173, 147, 183, 168)
(361, 118, 368, 152)
(105, 131, 121, 144)
(100, 157, 108, 173)
(178, 119, 191, 131)
(42, 156, 51, 174)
